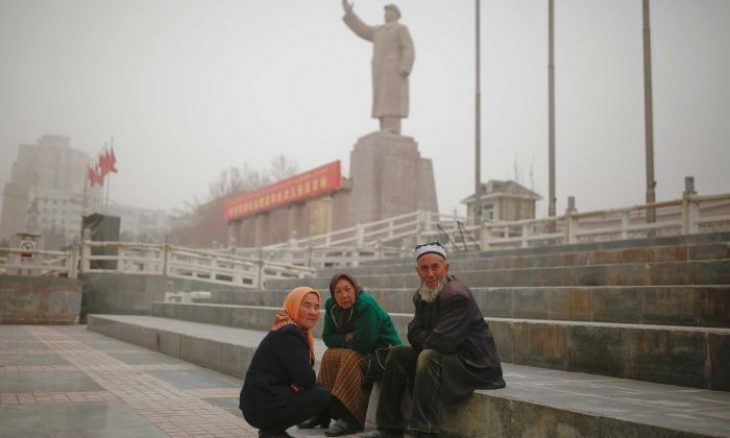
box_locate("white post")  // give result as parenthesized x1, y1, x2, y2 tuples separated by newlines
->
(480, 223, 490, 250)
(620, 212, 630, 240)
(257, 246, 265, 290)
(68, 239, 79, 279)
(80, 241, 90, 274)
(565, 196, 578, 244)
(682, 176, 699, 234)
(356, 223, 365, 246)
(521, 223, 530, 248)
(162, 243, 170, 276)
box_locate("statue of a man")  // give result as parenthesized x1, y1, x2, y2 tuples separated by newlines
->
(342, 1, 415, 135)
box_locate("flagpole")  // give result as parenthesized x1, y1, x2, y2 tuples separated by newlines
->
(642, 0, 656, 223)
(106, 136, 114, 212)
(548, 0, 556, 218)
(83, 162, 89, 215)
(474, 0, 483, 226)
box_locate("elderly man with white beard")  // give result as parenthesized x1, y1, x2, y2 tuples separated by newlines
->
(362, 242, 506, 438)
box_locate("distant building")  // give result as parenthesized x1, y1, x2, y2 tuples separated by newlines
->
(26, 187, 85, 249)
(0, 135, 90, 248)
(105, 203, 170, 242)
(462, 180, 542, 221)
(225, 161, 352, 247)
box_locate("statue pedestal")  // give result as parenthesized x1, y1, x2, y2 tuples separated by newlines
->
(349, 131, 438, 225)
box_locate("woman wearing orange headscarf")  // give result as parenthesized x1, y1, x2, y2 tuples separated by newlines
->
(240, 287, 330, 438)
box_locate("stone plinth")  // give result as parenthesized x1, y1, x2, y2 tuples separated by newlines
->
(0, 275, 81, 324)
(349, 131, 438, 224)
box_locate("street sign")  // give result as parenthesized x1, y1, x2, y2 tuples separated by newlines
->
(20, 240, 35, 261)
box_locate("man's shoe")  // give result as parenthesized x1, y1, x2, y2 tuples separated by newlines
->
(361, 430, 402, 438)
(325, 418, 361, 437)
(258, 430, 291, 438)
(297, 412, 330, 429)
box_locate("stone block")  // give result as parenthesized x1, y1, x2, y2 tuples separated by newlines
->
(512, 322, 567, 369)
(180, 335, 221, 370)
(349, 132, 437, 224)
(510, 399, 599, 438)
(566, 326, 629, 377)
(479, 288, 512, 318)
(549, 288, 593, 322)
(220, 342, 245, 378)
(628, 329, 707, 388)
(640, 287, 696, 325)
(592, 288, 641, 324)
(598, 416, 698, 438)
(513, 289, 549, 319)
(441, 393, 511, 438)
(708, 333, 730, 390)
(157, 330, 181, 358)
(698, 287, 730, 327)
(574, 265, 608, 287)
(488, 320, 513, 362)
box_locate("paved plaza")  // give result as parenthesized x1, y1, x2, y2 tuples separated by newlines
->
(0, 325, 334, 438)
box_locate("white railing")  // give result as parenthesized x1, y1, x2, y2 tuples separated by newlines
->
(0, 241, 314, 288)
(0, 247, 77, 278)
(232, 210, 477, 268)
(480, 191, 730, 250)
(3, 183, 728, 282)
(78, 241, 315, 288)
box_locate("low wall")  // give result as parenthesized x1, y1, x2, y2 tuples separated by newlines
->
(0, 275, 82, 324)
(81, 273, 245, 319)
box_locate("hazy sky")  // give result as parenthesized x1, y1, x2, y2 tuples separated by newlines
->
(1, 0, 728, 217)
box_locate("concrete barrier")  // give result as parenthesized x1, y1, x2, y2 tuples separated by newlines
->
(0, 275, 81, 324)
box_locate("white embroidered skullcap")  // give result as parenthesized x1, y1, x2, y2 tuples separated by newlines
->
(415, 241, 447, 261)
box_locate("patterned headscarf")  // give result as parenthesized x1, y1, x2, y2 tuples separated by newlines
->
(272, 286, 321, 364)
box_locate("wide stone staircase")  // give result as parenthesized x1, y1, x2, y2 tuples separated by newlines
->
(87, 232, 730, 437)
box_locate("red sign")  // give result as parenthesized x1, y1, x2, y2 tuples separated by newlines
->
(224, 161, 342, 221)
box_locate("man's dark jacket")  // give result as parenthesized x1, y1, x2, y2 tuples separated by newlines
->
(407, 275, 504, 373)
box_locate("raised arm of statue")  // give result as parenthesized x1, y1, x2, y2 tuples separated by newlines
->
(342, 1, 375, 42)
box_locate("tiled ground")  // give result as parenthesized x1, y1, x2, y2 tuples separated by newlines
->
(0, 325, 335, 438)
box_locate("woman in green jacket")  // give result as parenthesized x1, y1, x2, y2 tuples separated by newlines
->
(298, 272, 401, 436)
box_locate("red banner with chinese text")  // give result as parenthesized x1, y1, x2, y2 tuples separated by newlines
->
(223, 160, 342, 221)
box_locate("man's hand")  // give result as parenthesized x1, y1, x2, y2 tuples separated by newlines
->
(345, 332, 354, 342)
(342, 0, 354, 14)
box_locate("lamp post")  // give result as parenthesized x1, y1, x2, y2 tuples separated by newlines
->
(474, 0, 483, 226)
(642, 0, 657, 222)
(548, 0, 556, 219)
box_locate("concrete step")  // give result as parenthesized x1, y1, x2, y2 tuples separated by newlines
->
(266, 259, 730, 291)
(199, 285, 730, 328)
(86, 314, 730, 438)
(149, 302, 730, 390)
(318, 241, 730, 278)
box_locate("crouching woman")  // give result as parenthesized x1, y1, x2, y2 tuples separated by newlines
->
(239, 287, 330, 438)
(299, 273, 401, 436)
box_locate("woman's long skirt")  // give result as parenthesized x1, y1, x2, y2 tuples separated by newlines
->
(317, 348, 370, 426)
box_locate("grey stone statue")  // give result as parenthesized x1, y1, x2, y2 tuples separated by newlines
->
(342, 0, 415, 135)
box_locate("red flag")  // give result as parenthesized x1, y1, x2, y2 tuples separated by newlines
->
(94, 162, 104, 186)
(87, 165, 97, 186)
(109, 146, 118, 173)
(98, 150, 110, 177)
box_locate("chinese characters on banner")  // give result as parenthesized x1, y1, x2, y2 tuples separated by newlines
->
(223, 161, 342, 221)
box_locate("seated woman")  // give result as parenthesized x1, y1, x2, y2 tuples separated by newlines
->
(299, 273, 401, 436)
(240, 286, 330, 438)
